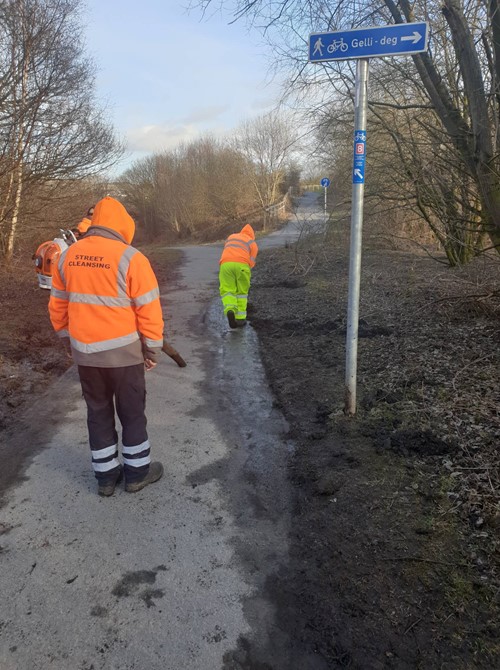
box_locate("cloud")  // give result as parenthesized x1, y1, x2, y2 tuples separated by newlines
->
(126, 123, 199, 152)
(182, 105, 229, 124)
(125, 106, 231, 152)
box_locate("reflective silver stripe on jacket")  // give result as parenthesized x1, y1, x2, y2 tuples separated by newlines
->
(56, 329, 69, 338)
(51, 288, 69, 300)
(133, 287, 160, 307)
(225, 241, 251, 251)
(144, 337, 163, 348)
(117, 246, 138, 297)
(68, 293, 132, 307)
(58, 248, 69, 287)
(70, 331, 140, 354)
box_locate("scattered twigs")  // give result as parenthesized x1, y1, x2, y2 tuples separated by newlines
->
(452, 353, 495, 390)
(382, 556, 470, 568)
(404, 617, 423, 635)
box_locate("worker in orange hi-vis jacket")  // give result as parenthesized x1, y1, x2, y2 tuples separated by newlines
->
(48, 196, 165, 497)
(74, 205, 95, 237)
(219, 224, 258, 329)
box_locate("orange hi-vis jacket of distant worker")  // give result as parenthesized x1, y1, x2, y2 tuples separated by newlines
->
(48, 197, 164, 368)
(219, 224, 258, 268)
(76, 217, 92, 235)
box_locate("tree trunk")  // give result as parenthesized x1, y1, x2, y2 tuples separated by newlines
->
(6, 158, 24, 261)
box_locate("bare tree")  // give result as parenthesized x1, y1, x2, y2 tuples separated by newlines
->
(194, 0, 500, 261)
(0, 0, 122, 260)
(234, 110, 299, 217)
(120, 136, 258, 241)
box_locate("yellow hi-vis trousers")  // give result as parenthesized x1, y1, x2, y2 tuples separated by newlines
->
(219, 261, 251, 321)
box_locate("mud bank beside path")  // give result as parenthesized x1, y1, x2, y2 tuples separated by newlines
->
(249, 235, 500, 669)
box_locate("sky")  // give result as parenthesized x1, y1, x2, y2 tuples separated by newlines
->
(84, 0, 282, 174)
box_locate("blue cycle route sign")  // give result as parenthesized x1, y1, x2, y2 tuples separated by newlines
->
(320, 177, 330, 188)
(309, 22, 429, 62)
(352, 131, 366, 183)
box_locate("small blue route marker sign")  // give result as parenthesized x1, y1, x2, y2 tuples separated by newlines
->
(320, 177, 330, 188)
(352, 131, 366, 184)
(309, 22, 429, 62)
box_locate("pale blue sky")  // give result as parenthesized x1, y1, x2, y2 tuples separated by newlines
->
(84, 0, 281, 173)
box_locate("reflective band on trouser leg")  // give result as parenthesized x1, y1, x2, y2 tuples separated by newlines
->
(77, 365, 121, 483)
(236, 265, 251, 320)
(123, 440, 151, 481)
(114, 363, 150, 483)
(91, 443, 120, 475)
(221, 292, 237, 315)
(219, 263, 238, 315)
(236, 294, 248, 319)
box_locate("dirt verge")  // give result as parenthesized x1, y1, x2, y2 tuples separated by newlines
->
(249, 229, 500, 668)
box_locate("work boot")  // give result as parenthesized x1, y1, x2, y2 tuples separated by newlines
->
(125, 461, 164, 493)
(235, 319, 247, 327)
(226, 310, 237, 329)
(98, 466, 123, 497)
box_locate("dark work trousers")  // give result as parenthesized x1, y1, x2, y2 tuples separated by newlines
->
(78, 364, 151, 484)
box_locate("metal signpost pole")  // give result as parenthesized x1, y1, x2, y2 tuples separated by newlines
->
(345, 59, 368, 415)
(320, 177, 330, 223)
(308, 21, 428, 415)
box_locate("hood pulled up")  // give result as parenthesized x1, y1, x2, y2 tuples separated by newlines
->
(91, 197, 135, 244)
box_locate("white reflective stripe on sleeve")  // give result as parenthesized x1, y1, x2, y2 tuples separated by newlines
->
(122, 440, 150, 456)
(123, 455, 151, 468)
(51, 288, 69, 300)
(92, 444, 118, 460)
(221, 292, 236, 298)
(144, 338, 163, 348)
(56, 329, 69, 338)
(133, 287, 160, 307)
(236, 295, 248, 299)
(92, 457, 120, 473)
(236, 311, 246, 316)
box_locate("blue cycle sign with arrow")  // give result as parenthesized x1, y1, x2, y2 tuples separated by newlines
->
(352, 131, 366, 183)
(306, 22, 430, 413)
(309, 22, 429, 62)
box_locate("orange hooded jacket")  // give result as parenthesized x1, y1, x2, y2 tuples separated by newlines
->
(48, 197, 164, 368)
(76, 217, 92, 235)
(219, 224, 258, 268)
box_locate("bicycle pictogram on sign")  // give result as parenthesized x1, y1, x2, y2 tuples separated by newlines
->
(327, 38, 348, 53)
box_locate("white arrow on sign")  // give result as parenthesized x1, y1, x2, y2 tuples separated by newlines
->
(401, 31, 422, 44)
(354, 169, 364, 179)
